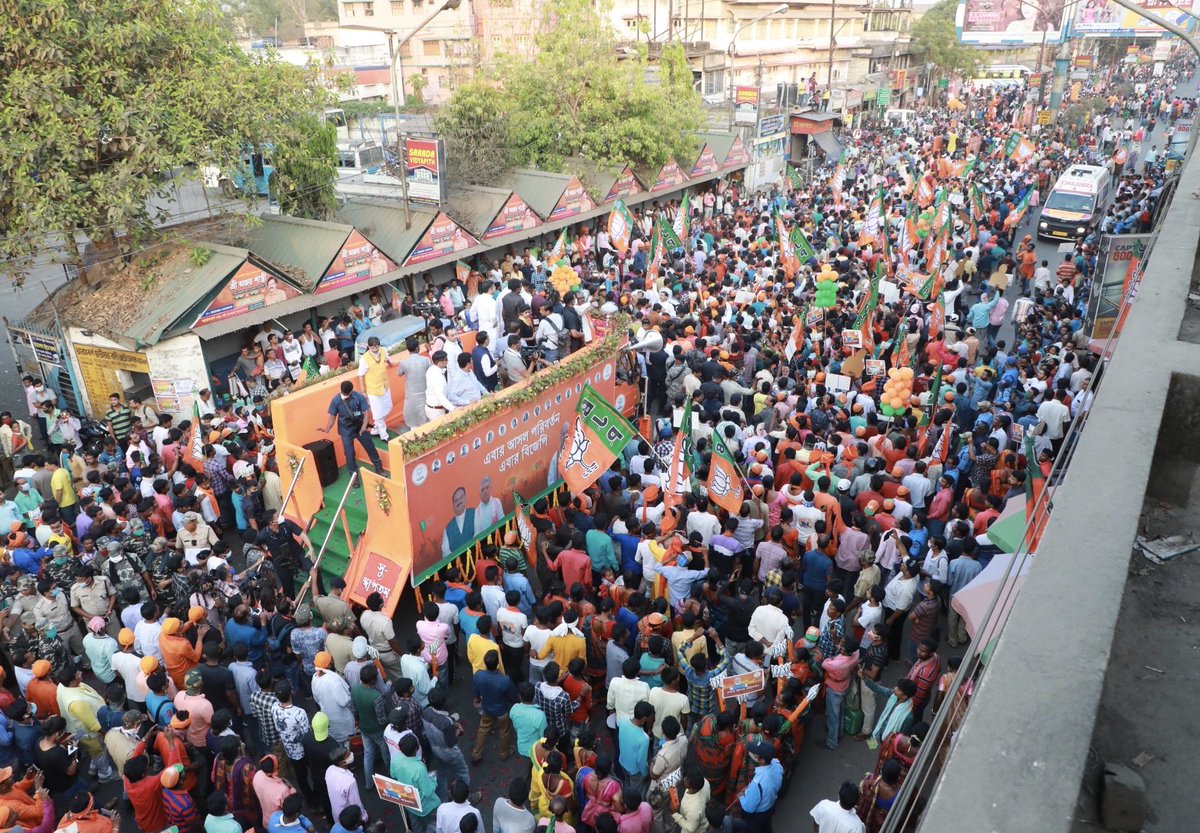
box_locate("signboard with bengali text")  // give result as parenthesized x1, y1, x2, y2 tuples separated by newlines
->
(734, 85, 760, 125)
(549, 176, 597, 220)
(689, 145, 720, 177)
(404, 137, 447, 204)
(194, 260, 301, 326)
(650, 159, 688, 192)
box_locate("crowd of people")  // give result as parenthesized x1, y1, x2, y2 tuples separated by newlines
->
(0, 51, 1192, 833)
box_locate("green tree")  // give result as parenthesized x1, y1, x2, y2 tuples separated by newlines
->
(442, 0, 702, 175)
(433, 80, 515, 186)
(271, 116, 339, 220)
(911, 0, 981, 79)
(0, 0, 335, 284)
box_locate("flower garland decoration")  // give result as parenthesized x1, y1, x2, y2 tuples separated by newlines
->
(374, 479, 393, 516)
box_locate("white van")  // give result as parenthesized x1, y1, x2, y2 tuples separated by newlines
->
(1037, 165, 1111, 240)
(884, 108, 918, 128)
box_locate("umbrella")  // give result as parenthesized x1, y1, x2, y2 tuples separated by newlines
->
(985, 493, 1029, 554)
(950, 551, 1033, 644)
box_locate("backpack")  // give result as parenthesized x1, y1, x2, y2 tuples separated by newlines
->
(267, 616, 295, 655)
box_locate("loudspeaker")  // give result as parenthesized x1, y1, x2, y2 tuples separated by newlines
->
(304, 439, 340, 487)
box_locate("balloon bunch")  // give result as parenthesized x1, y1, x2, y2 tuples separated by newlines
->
(549, 264, 579, 296)
(813, 264, 839, 308)
(880, 367, 914, 416)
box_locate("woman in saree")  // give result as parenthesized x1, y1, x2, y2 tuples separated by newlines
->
(539, 750, 575, 825)
(856, 759, 903, 833)
(691, 709, 738, 802)
(211, 735, 260, 831)
(577, 753, 621, 831)
(872, 721, 927, 780)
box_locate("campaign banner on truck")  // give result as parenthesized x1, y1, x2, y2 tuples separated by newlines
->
(402, 361, 625, 583)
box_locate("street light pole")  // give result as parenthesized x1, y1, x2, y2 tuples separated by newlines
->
(344, 0, 461, 229)
(827, 0, 837, 106)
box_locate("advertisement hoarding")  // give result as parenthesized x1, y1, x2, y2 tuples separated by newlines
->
(1092, 234, 1151, 341)
(690, 145, 721, 177)
(605, 166, 644, 202)
(402, 360, 624, 583)
(549, 176, 597, 221)
(650, 159, 688, 192)
(734, 85, 760, 125)
(404, 138, 447, 204)
(1073, 0, 1193, 36)
(957, 0, 1069, 45)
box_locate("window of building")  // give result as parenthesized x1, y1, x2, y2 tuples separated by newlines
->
(363, 2, 374, 15)
(390, 1, 403, 13)
(422, 39, 441, 56)
(344, 2, 356, 16)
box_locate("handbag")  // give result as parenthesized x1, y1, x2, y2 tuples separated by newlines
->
(843, 677, 865, 737)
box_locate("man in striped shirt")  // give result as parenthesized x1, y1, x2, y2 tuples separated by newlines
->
(105, 394, 133, 444)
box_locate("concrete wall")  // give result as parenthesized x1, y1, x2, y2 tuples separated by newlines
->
(918, 147, 1200, 831)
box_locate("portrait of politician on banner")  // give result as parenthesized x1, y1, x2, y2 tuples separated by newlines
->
(403, 362, 626, 584)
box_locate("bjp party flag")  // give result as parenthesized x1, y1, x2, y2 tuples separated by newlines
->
(561, 384, 639, 495)
(608, 199, 635, 255)
(706, 433, 745, 514)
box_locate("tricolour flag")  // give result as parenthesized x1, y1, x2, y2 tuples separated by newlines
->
(673, 192, 690, 243)
(608, 199, 635, 255)
(706, 432, 745, 514)
(561, 384, 640, 495)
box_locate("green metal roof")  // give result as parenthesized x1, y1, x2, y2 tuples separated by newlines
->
(335, 199, 439, 265)
(695, 132, 738, 166)
(564, 158, 620, 202)
(243, 215, 354, 290)
(497, 169, 574, 218)
(444, 185, 515, 237)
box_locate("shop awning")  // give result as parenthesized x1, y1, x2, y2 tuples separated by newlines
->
(813, 130, 844, 162)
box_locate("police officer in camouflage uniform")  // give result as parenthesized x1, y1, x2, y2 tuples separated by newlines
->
(33, 618, 71, 677)
(95, 540, 154, 607)
(7, 610, 39, 667)
(147, 537, 176, 609)
(41, 545, 77, 591)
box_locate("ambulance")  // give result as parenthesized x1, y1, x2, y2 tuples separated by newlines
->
(1037, 165, 1111, 241)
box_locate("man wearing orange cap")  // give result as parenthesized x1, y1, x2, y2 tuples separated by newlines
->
(26, 661, 58, 718)
(159, 616, 207, 690)
(311, 652, 355, 744)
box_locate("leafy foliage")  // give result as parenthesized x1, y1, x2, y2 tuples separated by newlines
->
(0, 0, 335, 283)
(271, 116, 339, 220)
(437, 0, 702, 177)
(228, 0, 338, 40)
(911, 0, 981, 79)
(433, 81, 516, 186)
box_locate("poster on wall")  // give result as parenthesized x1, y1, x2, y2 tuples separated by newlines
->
(404, 138, 447, 204)
(651, 159, 688, 192)
(194, 261, 301, 327)
(956, 0, 1068, 45)
(317, 231, 398, 294)
(690, 146, 720, 178)
(404, 212, 479, 267)
(484, 192, 541, 239)
(150, 378, 195, 415)
(724, 136, 751, 167)
(402, 360, 623, 583)
(549, 176, 597, 221)
(73, 344, 150, 417)
(605, 166, 644, 202)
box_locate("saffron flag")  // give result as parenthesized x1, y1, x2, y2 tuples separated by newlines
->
(831, 164, 846, 204)
(664, 400, 692, 509)
(892, 319, 911, 370)
(547, 227, 570, 267)
(915, 176, 935, 208)
(645, 218, 664, 289)
(673, 192, 690, 243)
(183, 401, 206, 472)
(608, 199, 635, 255)
(969, 184, 987, 223)
(706, 432, 745, 514)
(561, 384, 639, 495)
(513, 491, 538, 567)
(929, 293, 946, 342)
(1004, 188, 1033, 230)
(862, 188, 886, 251)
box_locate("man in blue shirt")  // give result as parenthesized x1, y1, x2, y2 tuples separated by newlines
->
(471, 649, 516, 762)
(501, 561, 536, 617)
(738, 740, 784, 832)
(799, 544, 833, 630)
(319, 380, 384, 480)
(616, 700, 654, 793)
